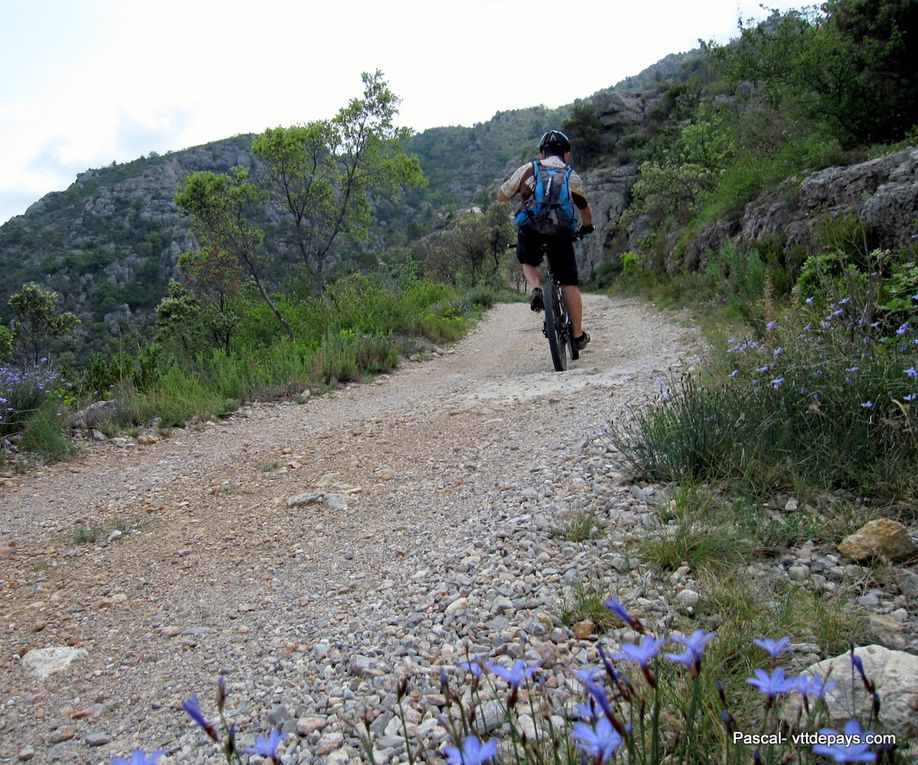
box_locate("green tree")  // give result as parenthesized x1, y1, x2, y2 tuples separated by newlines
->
(175, 247, 243, 352)
(563, 102, 605, 167)
(707, 0, 918, 147)
(8, 282, 79, 364)
(0, 325, 12, 362)
(251, 71, 425, 280)
(176, 167, 292, 336)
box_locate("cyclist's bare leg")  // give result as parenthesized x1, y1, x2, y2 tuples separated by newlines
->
(562, 285, 584, 337)
(522, 264, 542, 291)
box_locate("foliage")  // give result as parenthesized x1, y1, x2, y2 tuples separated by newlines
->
(0, 362, 63, 438)
(0, 325, 12, 362)
(706, 0, 918, 148)
(607, 292, 918, 497)
(563, 102, 605, 167)
(413, 204, 515, 286)
(175, 167, 291, 336)
(7, 282, 79, 365)
(251, 71, 425, 279)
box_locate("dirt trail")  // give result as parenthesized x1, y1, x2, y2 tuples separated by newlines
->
(0, 294, 701, 763)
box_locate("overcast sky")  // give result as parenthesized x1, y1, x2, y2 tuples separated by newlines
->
(0, 0, 806, 227)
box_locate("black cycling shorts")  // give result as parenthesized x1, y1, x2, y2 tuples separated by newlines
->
(516, 228, 579, 286)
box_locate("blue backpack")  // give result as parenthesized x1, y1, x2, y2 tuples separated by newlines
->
(514, 160, 577, 237)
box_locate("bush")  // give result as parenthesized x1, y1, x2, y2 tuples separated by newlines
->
(609, 296, 918, 497)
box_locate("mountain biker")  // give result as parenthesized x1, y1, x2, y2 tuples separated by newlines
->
(497, 129, 594, 350)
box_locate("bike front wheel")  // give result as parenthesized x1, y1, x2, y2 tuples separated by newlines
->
(543, 279, 568, 372)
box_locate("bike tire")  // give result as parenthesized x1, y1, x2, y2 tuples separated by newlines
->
(543, 279, 568, 372)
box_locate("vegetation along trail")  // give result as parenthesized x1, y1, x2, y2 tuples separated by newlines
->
(0, 294, 701, 763)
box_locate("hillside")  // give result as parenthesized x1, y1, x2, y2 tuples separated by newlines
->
(0, 52, 691, 354)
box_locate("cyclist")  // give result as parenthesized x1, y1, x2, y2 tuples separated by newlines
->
(497, 129, 594, 350)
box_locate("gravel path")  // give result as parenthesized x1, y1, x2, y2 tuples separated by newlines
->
(0, 294, 704, 763)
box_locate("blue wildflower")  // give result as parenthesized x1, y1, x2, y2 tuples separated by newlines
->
(458, 659, 483, 679)
(612, 635, 664, 667)
(904, 366, 917, 379)
(111, 751, 164, 765)
(792, 673, 837, 701)
(572, 716, 623, 763)
(603, 595, 643, 632)
(904, 393, 917, 402)
(244, 729, 285, 758)
(773, 347, 783, 356)
(181, 694, 218, 741)
(576, 668, 614, 719)
(746, 667, 794, 697)
(861, 401, 873, 409)
(812, 719, 876, 762)
(766, 320, 778, 331)
(896, 322, 910, 335)
(730, 369, 739, 378)
(665, 630, 716, 675)
(485, 659, 538, 689)
(444, 735, 498, 765)
(771, 377, 785, 389)
(806, 296, 815, 304)
(753, 636, 791, 658)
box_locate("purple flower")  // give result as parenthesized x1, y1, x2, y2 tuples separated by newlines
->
(613, 635, 664, 667)
(896, 322, 910, 335)
(753, 636, 791, 658)
(904, 366, 917, 379)
(771, 377, 785, 389)
(604, 595, 632, 622)
(576, 668, 614, 719)
(444, 735, 498, 765)
(747, 667, 794, 697)
(182, 694, 207, 728)
(846, 366, 859, 373)
(793, 674, 837, 701)
(458, 659, 483, 679)
(572, 716, 623, 763)
(111, 751, 164, 765)
(861, 401, 873, 409)
(773, 347, 783, 357)
(729, 368, 739, 378)
(806, 296, 815, 304)
(766, 320, 777, 331)
(244, 729, 284, 758)
(665, 630, 716, 673)
(812, 719, 876, 762)
(485, 659, 538, 689)
(904, 393, 917, 402)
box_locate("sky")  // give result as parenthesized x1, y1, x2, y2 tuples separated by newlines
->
(0, 0, 807, 227)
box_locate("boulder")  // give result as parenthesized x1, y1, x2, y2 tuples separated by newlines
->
(837, 519, 916, 562)
(796, 645, 918, 743)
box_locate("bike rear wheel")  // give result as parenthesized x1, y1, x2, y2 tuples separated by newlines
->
(543, 278, 568, 372)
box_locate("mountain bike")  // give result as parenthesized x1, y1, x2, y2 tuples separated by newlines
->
(540, 239, 579, 372)
(511, 232, 586, 372)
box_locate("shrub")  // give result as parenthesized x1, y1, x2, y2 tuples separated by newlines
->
(608, 295, 918, 497)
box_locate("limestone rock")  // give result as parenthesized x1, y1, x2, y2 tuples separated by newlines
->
(22, 646, 88, 681)
(837, 519, 916, 561)
(800, 645, 918, 740)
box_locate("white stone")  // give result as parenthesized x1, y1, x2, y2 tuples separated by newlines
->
(22, 646, 88, 681)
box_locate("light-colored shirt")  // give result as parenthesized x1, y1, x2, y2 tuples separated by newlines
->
(499, 156, 589, 207)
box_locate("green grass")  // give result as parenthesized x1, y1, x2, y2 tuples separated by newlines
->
(69, 518, 132, 545)
(557, 579, 617, 632)
(553, 508, 604, 542)
(20, 402, 75, 461)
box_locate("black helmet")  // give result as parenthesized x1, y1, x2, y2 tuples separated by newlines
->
(539, 129, 571, 156)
